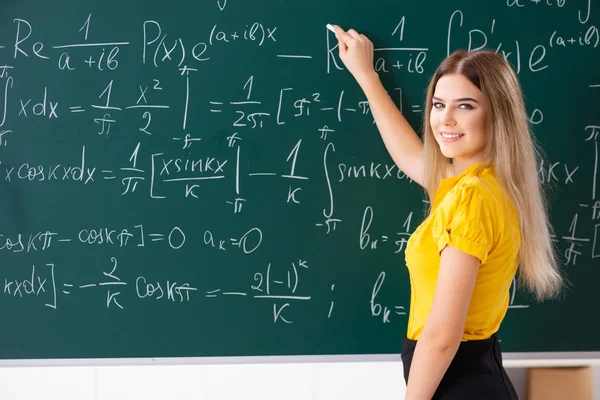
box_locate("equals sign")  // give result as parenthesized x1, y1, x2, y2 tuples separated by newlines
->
(149, 234, 164, 242)
(102, 170, 116, 180)
(381, 235, 388, 242)
(411, 105, 422, 113)
(394, 306, 406, 315)
(63, 283, 73, 295)
(209, 101, 223, 112)
(70, 106, 85, 113)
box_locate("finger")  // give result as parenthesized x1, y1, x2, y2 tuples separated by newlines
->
(333, 30, 351, 53)
(332, 26, 354, 43)
(333, 31, 348, 52)
(360, 34, 373, 49)
(337, 37, 348, 53)
(347, 29, 361, 40)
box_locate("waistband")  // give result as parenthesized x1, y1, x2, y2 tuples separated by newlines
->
(402, 332, 499, 354)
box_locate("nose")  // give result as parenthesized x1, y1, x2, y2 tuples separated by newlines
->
(440, 108, 456, 126)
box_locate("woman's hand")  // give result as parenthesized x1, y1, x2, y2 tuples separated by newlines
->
(332, 25, 376, 85)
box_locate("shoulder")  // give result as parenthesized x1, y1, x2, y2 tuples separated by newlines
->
(432, 174, 500, 263)
(434, 173, 504, 235)
(456, 169, 504, 209)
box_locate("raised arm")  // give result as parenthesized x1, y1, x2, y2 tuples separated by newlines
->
(333, 26, 425, 187)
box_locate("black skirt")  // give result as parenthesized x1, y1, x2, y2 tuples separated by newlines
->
(401, 333, 519, 399)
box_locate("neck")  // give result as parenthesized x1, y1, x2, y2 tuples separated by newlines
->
(450, 159, 486, 176)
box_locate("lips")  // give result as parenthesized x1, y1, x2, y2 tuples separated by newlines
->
(441, 132, 464, 139)
(440, 132, 465, 142)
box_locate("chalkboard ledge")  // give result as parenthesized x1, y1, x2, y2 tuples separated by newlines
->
(0, 353, 599, 367)
(503, 352, 600, 367)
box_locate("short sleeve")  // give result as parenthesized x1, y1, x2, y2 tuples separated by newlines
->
(431, 184, 495, 264)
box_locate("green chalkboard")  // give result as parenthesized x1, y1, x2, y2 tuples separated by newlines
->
(0, 0, 598, 361)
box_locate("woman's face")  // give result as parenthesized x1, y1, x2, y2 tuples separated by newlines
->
(430, 73, 489, 168)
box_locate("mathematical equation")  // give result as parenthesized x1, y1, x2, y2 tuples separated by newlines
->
(2, 255, 409, 325)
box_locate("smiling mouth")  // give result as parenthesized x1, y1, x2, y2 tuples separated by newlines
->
(441, 133, 465, 139)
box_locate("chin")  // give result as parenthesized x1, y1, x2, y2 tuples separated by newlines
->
(439, 148, 457, 159)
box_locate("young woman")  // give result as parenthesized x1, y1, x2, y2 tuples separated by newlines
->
(332, 26, 564, 399)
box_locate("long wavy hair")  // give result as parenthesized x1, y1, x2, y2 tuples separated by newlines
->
(421, 49, 564, 301)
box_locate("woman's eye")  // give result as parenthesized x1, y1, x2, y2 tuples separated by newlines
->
(433, 102, 444, 109)
(459, 103, 474, 110)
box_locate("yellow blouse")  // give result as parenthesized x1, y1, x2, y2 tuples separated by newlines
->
(404, 162, 521, 341)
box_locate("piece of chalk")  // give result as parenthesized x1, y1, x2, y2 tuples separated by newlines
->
(326, 24, 337, 33)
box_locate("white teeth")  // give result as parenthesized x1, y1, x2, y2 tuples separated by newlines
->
(441, 133, 464, 139)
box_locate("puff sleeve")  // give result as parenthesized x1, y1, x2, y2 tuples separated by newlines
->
(431, 183, 496, 264)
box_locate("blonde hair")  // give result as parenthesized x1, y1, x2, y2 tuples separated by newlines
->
(421, 49, 564, 301)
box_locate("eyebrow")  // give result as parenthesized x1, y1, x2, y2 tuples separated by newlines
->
(432, 96, 479, 103)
